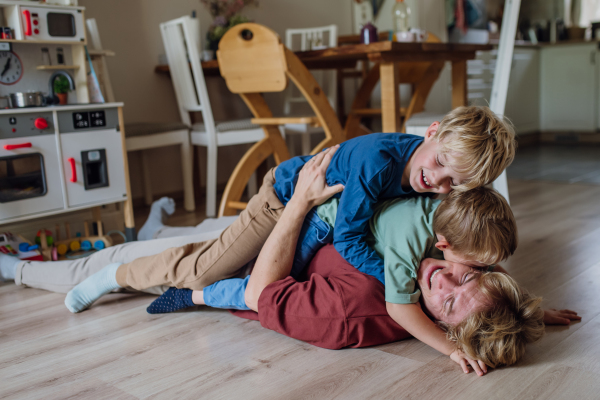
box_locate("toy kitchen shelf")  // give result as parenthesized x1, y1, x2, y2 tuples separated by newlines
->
(0, 0, 89, 103)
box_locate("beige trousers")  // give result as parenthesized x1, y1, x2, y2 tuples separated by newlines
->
(118, 168, 284, 291)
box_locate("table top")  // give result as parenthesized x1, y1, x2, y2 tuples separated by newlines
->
(155, 40, 493, 76)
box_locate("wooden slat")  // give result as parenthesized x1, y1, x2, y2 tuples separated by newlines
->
(226, 201, 248, 210)
(350, 108, 408, 117)
(251, 116, 320, 126)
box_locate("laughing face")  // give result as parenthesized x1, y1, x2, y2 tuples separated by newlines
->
(417, 258, 490, 326)
(404, 122, 472, 194)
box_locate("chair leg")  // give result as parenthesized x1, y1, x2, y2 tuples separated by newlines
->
(140, 150, 153, 206)
(301, 131, 311, 156)
(206, 139, 218, 218)
(180, 134, 196, 212)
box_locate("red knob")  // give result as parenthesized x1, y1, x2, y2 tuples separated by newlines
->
(34, 28, 39, 35)
(33, 20, 38, 26)
(34, 118, 48, 130)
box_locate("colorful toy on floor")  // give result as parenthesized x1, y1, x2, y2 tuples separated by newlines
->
(0, 232, 44, 261)
(36, 219, 114, 261)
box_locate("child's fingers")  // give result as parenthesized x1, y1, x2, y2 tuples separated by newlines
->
(468, 359, 484, 376)
(477, 360, 488, 374)
(459, 359, 470, 374)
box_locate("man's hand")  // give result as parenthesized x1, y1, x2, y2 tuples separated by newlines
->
(288, 145, 344, 211)
(450, 349, 488, 377)
(544, 308, 581, 325)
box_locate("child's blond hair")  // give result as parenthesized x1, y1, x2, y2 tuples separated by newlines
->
(433, 187, 517, 265)
(435, 106, 516, 191)
(443, 272, 545, 368)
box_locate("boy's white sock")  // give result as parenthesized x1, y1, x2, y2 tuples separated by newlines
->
(137, 197, 176, 241)
(64, 262, 122, 313)
(0, 253, 19, 281)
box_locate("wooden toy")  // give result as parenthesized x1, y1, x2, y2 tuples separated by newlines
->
(37, 215, 114, 261)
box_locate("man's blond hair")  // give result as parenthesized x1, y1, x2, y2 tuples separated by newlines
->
(433, 187, 517, 264)
(443, 272, 545, 368)
(435, 106, 516, 191)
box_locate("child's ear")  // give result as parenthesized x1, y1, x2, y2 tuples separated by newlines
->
(424, 122, 440, 141)
(434, 233, 450, 251)
(434, 240, 451, 251)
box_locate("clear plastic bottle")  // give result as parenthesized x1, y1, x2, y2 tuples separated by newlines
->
(392, 0, 411, 33)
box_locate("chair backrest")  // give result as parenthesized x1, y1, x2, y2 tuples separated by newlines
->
(159, 16, 216, 130)
(283, 25, 338, 114)
(217, 24, 288, 93)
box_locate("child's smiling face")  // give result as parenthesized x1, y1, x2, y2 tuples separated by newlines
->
(404, 122, 472, 194)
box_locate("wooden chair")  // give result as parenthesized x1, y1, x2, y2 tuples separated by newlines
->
(216, 23, 345, 216)
(344, 32, 444, 139)
(283, 25, 338, 156)
(86, 18, 196, 212)
(160, 16, 265, 217)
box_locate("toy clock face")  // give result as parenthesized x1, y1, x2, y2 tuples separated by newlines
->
(0, 51, 23, 85)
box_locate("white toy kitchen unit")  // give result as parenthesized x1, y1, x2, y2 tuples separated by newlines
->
(0, 104, 137, 241)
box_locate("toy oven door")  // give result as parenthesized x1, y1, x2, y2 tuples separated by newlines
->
(0, 135, 64, 221)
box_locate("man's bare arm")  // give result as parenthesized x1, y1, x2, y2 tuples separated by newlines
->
(244, 146, 344, 311)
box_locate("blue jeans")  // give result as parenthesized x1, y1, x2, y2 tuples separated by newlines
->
(203, 208, 333, 310)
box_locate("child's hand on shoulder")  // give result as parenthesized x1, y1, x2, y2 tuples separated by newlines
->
(450, 349, 488, 376)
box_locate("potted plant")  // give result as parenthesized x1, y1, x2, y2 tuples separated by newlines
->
(201, 0, 259, 53)
(53, 75, 70, 105)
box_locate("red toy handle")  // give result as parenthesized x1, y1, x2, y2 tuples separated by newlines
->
(4, 142, 32, 150)
(22, 10, 32, 36)
(68, 157, 77, 182)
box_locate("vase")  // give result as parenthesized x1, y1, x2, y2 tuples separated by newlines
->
(57, 93, 68, 105)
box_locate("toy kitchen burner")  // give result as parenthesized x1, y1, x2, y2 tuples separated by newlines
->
(0, 103, 136, 241)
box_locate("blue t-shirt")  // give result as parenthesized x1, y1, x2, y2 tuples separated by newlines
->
(274, 132, 424, 279)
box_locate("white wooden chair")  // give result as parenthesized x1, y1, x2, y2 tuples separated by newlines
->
(283, 25, 338, 156)
(160, 16, 264, 217)
(86, 18, 196, 212)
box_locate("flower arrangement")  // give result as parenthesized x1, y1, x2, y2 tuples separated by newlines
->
(201, 0, 259, 50)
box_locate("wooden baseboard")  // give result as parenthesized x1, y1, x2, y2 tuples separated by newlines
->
(540, 131, 600, 144)
(516, 131, 600, 146)
(515, 132, 541, 147)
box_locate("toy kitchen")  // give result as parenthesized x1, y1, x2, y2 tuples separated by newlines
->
(0, 0, 136, 241)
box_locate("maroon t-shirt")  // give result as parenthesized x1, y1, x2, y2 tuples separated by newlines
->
(230, 244, 411, 349)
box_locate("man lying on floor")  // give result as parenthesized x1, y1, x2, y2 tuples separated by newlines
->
(0, 152, 580, 375)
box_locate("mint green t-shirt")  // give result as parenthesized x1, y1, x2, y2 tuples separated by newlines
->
(317, 196, 442, 304)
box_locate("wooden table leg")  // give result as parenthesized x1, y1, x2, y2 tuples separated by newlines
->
(118, 107, 136, 241)
(380, 62, 400, 133)
(451, 60, 468, 109)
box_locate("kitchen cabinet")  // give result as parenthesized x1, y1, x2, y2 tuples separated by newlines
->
(505, 48, 540, 134)
(540, 43, 598, 131)
(467, 48, 540, 135)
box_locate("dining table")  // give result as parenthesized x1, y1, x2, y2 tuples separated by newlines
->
(155, 39, 493, 134)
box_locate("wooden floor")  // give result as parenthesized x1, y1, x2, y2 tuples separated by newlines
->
(2, 179, 600, 399)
